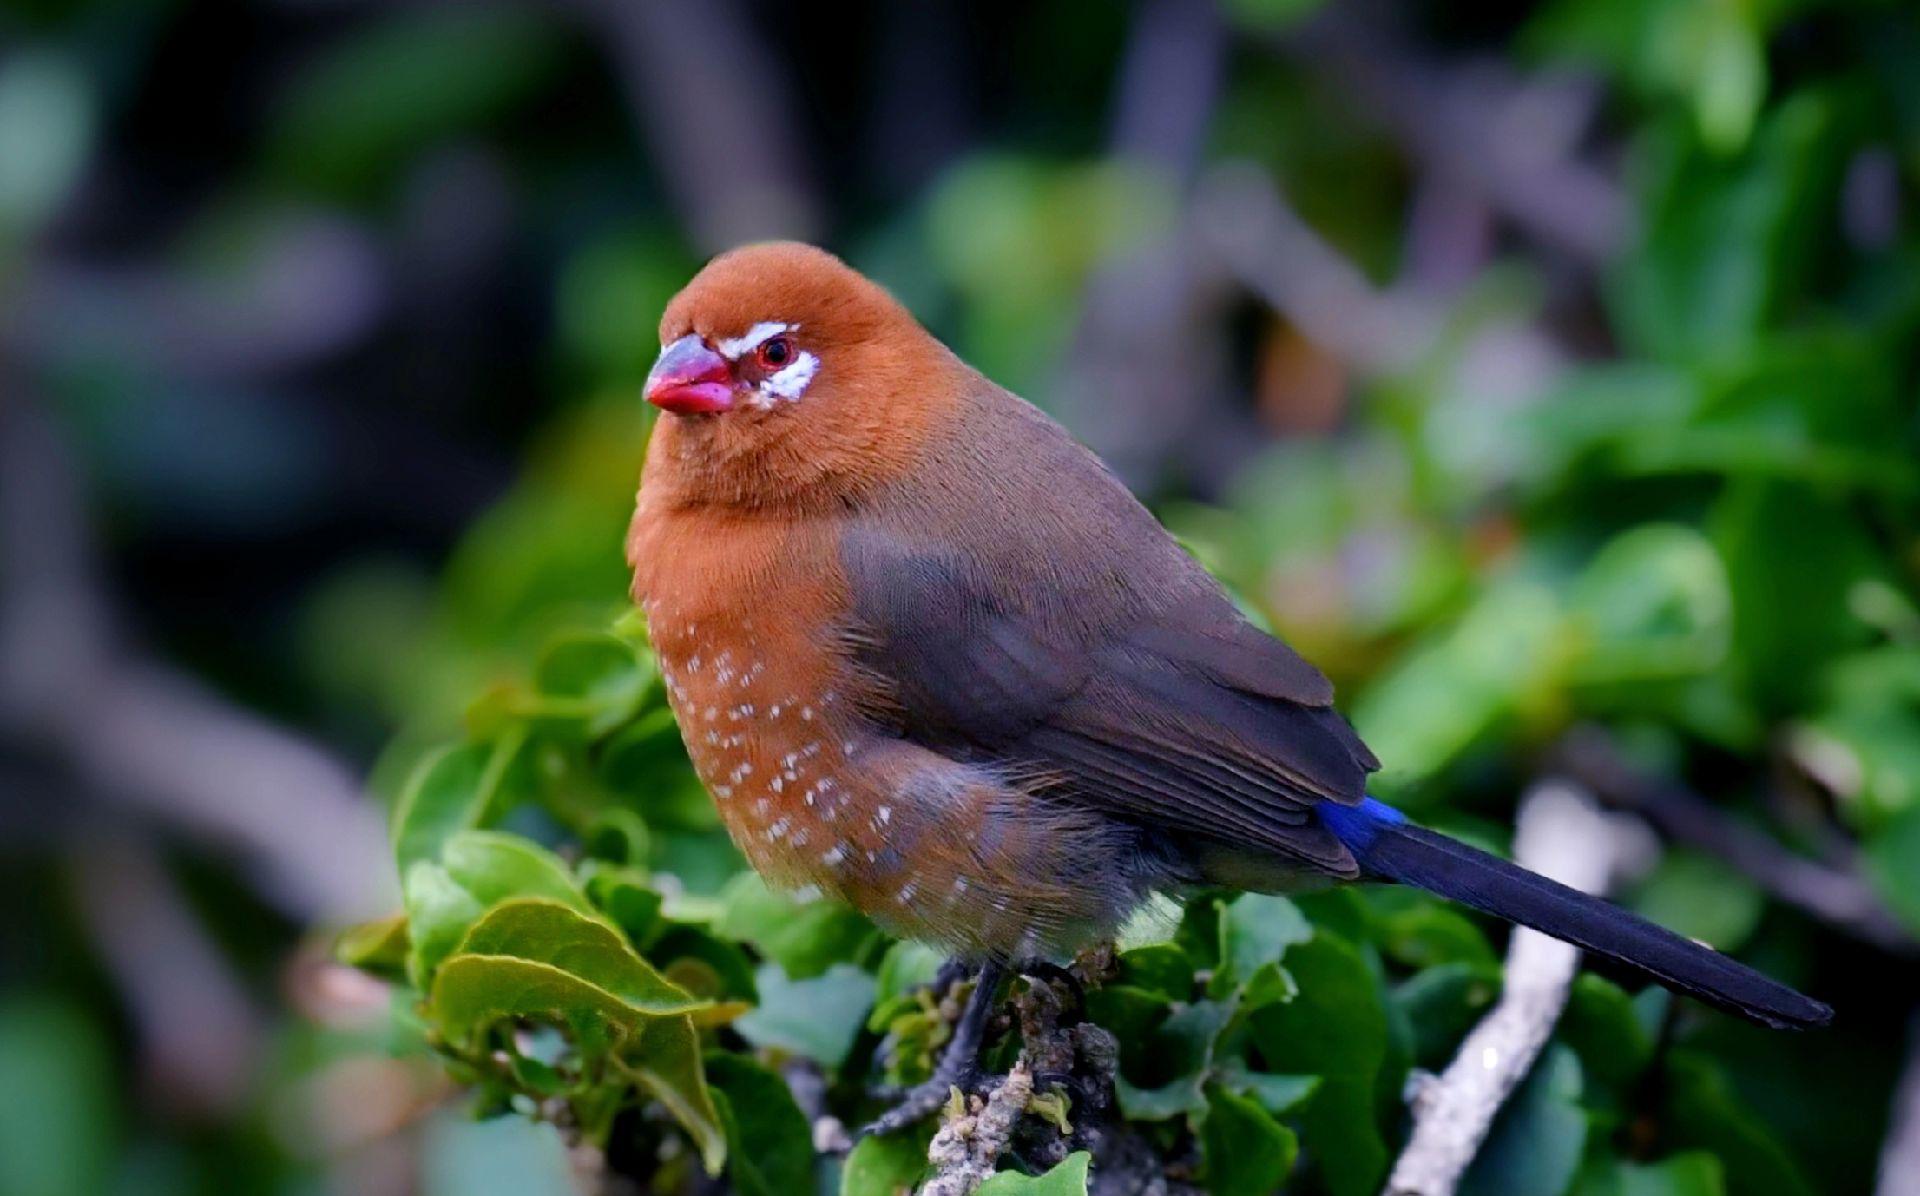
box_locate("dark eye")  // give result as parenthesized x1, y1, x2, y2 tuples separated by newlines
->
(757, 336, 793, 368)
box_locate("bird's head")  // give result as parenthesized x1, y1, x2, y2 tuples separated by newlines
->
(641, 242, 960, 510)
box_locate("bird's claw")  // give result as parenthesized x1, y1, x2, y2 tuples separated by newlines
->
(862, 1066, 980, 1136)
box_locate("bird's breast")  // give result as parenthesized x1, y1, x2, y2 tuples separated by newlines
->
(632, 510, 870, 893)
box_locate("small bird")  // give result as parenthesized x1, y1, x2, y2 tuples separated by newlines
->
(628, 242, 1830, 1130)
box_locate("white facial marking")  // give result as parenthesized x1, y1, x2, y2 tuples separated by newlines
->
(717, 321, 791, 360)
(750, 350, 819, 407)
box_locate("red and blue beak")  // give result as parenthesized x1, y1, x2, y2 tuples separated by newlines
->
(645, 335, 733, 414)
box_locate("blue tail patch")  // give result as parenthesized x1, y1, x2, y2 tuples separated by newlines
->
(1317, 795, 1406, 852)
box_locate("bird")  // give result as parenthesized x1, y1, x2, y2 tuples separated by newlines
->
(626, 241, 1830, 1132)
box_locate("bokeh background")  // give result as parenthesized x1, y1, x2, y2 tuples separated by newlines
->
(3, 0, 1919, 1193)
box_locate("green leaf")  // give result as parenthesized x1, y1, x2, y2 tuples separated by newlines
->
(1628, 850, 1763, 951)
(1662, 1050, 1815, 1196)
(1214, 1065, 1319, 1116)
(1379, 904, 1499, 971)
(1867, 805, 1920, 934)
(336, 911, 411, 977)
(867, 941, 948, 1031)
(428, 956, 724, 1172)
(1248, 934, 1390, 1196)
(1463, 1045, 1589, 1196)
(613, 1016, 729, 1175)
(649, 924, 760, 1004)
(598, 708, 718, 830)
(1610, 92, 1852, 361)
(1567, 525, 1731, 685)
(1393, 961, 1503, 1069)
(405, 860, 486, 986)
(0, 996, 115, 1196)
(455, 899, 705, 1016)
(1559, 975, 1655, 1089)
(1712, 480, 1881, 717)
(1620, 1154, 1725, 1196)
(1115, 998, 1237, 1120)
(715, 872, 879, 979)
(734, 963, 876, 1070)
(420, 1113, 577, 1196)
(406, 832, 607, 985)
(1212, 893, 1311, 996)
(392, 734, 531, 871)
(585, 867, 664, 946)
(442, 831, 591, 911)
(974, 1152, 1091, 1196)
(1117, 943, 1196, 1000)
(583, 808, 651, 867)
(840, 1126, 933, 1196)
(265, 8, 566, 200)
(532, 632, 653, 737)
(706, 1054, 813, 1196)
(1352, 579, 1567, 786)
(1202, 1085, 1299, 1196)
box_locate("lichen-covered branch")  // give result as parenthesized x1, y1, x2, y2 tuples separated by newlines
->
(923, 1062, 1037, 1196)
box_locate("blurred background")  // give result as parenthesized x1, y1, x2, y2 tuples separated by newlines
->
(2, 0, 1919, 1192)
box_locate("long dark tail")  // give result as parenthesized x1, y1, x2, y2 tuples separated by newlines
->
(1323, 800, 1831, 1030)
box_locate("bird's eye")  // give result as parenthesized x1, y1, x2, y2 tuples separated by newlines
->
(757, 336, 793, 368)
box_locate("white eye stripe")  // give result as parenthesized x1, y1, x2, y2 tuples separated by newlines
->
(717, 321, 794, 361)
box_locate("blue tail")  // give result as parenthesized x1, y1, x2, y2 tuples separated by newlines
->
(1320, 798, 1830, 1030)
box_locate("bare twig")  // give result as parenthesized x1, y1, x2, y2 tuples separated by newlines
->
(1385, 780, 1637, 1196)
(1193, 162, 1442, 375)
(1277, 6, 1628, 263)
(69, 839, 265, 1116)
(0, 401, 395, 922)
(1879, 1015, 1920, 1196)
(572, 0, 821, 252)
(1558, 726, 1916, 954)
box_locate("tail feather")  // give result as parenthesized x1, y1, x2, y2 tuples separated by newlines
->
(1337, 810, 1830, 1031)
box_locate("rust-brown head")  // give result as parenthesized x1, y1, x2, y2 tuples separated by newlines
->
(641, 242, 967, 510)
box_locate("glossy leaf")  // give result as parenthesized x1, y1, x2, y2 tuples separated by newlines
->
(734, 963, 876, 1070)
(973, 1152, 1091, 1196)
(706, 1054, 813, 1196)
(715, 872, 879, 979)
(840, 1126, 933, 1196)
(1202, 1085, 1298, 1196)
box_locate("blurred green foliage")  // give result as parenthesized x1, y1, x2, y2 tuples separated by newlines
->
(5, 0, 1920, 1193)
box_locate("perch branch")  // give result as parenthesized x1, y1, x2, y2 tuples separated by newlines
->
(924, 1061, 1037, 1196)
(1385, 780, 1636, 1196)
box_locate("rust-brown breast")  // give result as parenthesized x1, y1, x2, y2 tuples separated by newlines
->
(629, 507, 865, 892)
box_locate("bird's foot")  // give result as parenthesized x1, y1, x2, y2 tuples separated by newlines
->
(863, 960, 1008, 1136)
(862, 1055, 982, 1137)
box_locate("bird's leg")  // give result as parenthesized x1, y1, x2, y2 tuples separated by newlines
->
(1011, 958, 1086, 1020)
(927, 956, 974, 1000)
(864, 959, 1009, 1136)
